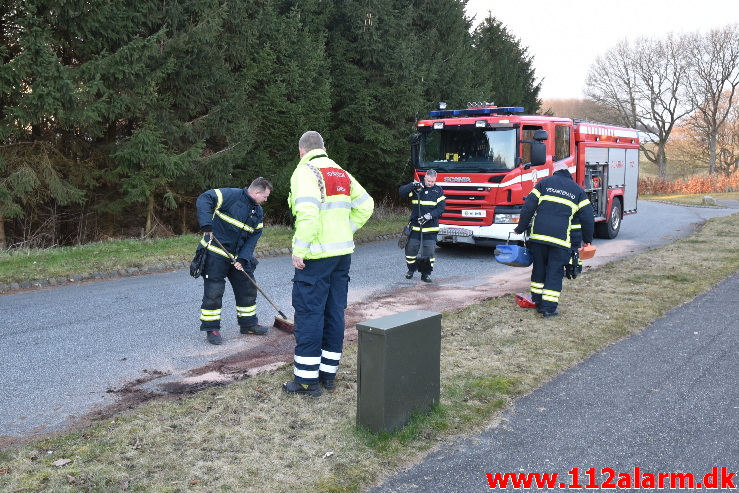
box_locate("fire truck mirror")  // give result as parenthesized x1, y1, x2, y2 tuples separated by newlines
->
(530, 141, 546, 167)
(410, 133, 421, 167)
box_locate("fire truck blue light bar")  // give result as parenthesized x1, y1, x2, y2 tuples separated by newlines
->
(428, 106, 524, 118)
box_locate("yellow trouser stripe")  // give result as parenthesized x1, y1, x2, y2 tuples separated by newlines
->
(237, 305, 256, 317)
(200, 308, 221, 321)
(542, 289, 560, 302)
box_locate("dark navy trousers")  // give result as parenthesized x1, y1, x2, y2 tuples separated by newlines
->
(404, 234, 436, 274)
(529, 242, 569, 313)
(199, 253, 258, 331)
(291, 254, 351, 384)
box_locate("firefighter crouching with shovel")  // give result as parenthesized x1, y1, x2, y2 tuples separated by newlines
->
(195, 177, 273, 345)
(399, 169, 446, 283)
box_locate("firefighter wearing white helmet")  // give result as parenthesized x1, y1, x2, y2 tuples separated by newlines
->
(283, 130, 374, 397)
(513, 162, 594, 317)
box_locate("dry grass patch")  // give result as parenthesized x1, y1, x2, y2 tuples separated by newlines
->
(2, 214, 739, 492)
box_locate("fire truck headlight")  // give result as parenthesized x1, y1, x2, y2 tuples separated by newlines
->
(494, 213, 520, 224)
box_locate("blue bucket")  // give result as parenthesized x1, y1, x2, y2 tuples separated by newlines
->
(494, 244, 533, 267)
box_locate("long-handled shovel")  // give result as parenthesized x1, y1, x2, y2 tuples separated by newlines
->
(208, 234, 294, 333)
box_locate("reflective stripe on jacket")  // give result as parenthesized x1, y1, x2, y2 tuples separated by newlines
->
(288, 149, 374, 259)
(196, 187, 264, 260)
(518, 169, 594, 248)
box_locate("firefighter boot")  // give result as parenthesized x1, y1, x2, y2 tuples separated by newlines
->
(405, 270, 415, 279)
(283, 380, 322, 397)
(206, 330, 223, 345)
(240, 324, 269, 335)
(421, 274, 432, 283)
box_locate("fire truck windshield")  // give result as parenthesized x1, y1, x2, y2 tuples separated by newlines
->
(418, 127, 516, 172)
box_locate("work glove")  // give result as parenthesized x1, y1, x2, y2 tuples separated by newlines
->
(417, 216, 427, 226)
(413, 181, 423, 193)
(423, 213, 432, 221)
(236, 257, 254, 272)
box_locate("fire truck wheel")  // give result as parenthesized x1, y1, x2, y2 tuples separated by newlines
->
(595, 198, 622, 239)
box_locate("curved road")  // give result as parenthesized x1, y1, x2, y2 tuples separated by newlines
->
(0, 201, 735, 442)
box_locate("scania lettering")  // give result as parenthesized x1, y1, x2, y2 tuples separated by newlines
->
(409, 103, 640, 246)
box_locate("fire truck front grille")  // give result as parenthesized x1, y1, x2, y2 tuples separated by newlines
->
(444, 216, 483, 223)
(444, 195, 487, 201)
(441, 208, 492, 226)
(440, 186, 489, 202)
(440, 186, 489, 193)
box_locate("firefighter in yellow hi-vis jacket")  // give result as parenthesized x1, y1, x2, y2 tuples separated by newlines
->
(283, 131, 374, 397)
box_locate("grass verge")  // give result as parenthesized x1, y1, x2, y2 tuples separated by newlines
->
(0, 213, 408, 285)
(1, 211, 739, 492)
(641, 191, 739, 206)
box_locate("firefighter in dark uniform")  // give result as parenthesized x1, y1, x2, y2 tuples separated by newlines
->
(195, 177, 273, 345)
(513, 162, 594, 317)
(399, 169, 446, 282)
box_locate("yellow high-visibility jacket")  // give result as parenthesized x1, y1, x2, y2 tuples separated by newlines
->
(288, 149, 374, 259)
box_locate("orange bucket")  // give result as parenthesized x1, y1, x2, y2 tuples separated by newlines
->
(579, 244, 596, 259)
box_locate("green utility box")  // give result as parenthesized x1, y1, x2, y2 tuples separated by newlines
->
(356, 310, 442, 433)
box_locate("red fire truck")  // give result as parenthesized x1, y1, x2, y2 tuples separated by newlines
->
(410, 103, 640, 246)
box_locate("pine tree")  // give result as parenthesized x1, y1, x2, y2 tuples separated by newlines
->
(472, 15, 541, 113)
(226, 0, 332, 221)
(0, 1, 546, 246)
(104, 0, 245, 235)
(0, 1, 93, 247)
(412, 0, 479, 111)
(324, 0, 427, 197)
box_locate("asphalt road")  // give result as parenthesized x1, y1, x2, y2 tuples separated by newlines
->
(1, 201, 735, 440)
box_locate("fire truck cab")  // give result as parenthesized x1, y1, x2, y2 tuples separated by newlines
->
(410, 103, 639, 246)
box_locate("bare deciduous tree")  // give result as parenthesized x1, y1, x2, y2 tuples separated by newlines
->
(685, 23, 739, 175)
(542, 97, 624, 124)
(585, 35, 695, 180)
(716, 94, 739, 175)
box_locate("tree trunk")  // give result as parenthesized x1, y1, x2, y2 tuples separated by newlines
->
(182, 207, 188, 235)
(657, 144, 668, 181)
(145, 194, 154, 235)
(708, 133, 717, 175)
(0, 214, 6, 249)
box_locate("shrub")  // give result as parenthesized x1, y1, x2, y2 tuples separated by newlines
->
(639, 173, 739, 195)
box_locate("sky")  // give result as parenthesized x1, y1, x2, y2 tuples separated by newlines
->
(464, 0, 739, 100)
